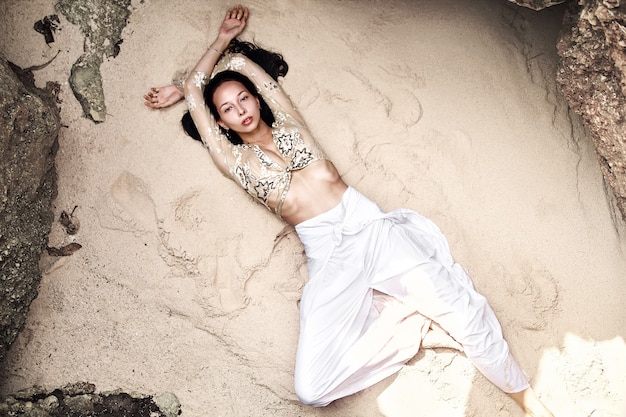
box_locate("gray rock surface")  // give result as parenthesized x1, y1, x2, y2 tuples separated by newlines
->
(57, 0, 131, 123)
(0, 54, 60, 365)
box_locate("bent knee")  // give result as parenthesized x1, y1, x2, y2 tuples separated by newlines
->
(294, 375, 331, 407)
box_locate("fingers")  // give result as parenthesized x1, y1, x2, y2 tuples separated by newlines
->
(226, 4, 248, 22)
(227, 5, 242, 19)
(144, 87, 162, 109)
(144, 85, 185, 109)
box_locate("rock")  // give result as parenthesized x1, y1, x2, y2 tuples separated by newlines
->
(556, 0, 626, 219)
(153, 393, 181, 417)
(59, 382, 96, 397)
(0, 54, 60, 365)
(508, 0, 626, 220)
(56, 0, 132, 123)
(0, 383, 181, 417)
(64, 394, 95, 415)
(507, 0, 566, 10)
(68, 55, 107, 123)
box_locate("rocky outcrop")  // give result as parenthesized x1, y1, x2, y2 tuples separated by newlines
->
(0, 382, 181, 417)
(0, 36, 179, 417)
(509, 0, 626, 220)
(556, 1, 626, 220)
(0, 55, 60, 365)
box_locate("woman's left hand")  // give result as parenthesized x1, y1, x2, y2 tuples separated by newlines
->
(217, 4, 249, 41)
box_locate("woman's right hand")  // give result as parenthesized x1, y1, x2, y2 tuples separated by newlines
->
(217, 4, 249, 43)
(144, 85, 184, 109)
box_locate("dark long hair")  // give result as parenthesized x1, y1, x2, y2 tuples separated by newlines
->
(182, 39, 289, 144)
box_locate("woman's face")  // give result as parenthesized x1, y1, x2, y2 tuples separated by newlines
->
(213, 80, 262, 134)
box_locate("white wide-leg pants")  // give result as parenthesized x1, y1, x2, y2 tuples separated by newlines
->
(293, 187, 529, 407)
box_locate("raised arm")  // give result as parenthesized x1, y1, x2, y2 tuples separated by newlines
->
(182, 5, 249, 173)
(143, 6, 247, 111)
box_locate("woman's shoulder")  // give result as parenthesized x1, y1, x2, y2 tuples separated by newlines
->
(273, 120, 315, 142)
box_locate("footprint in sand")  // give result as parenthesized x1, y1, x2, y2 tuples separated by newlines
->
(377, 63, 426, 127)
(172, 190, 207, 232)
(345, 67, 424, 128)
(156, 189, 249, 314)
(157, 189, 209, 273)
(99, 171, 157, 234)
(487, 262, 560, 331)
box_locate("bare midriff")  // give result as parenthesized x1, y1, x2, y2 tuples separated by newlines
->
(277, 160, 348, 226)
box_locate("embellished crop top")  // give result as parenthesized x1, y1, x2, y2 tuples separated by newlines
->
(184, 53, 326, 218)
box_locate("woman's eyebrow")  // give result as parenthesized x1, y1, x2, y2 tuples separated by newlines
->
(219, 90, 247, 109)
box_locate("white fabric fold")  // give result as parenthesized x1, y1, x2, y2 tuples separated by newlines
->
(293, 187, 529, 407)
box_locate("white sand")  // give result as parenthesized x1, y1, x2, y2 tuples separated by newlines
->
(1, 0, 625, 416)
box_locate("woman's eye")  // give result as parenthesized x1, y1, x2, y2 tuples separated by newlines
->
(224, 106, 232, 112)
(241, 95, 248, 101)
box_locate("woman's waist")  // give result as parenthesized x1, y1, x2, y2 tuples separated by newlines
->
(294, 185, 384, 247)
(278, 161, 348, 225)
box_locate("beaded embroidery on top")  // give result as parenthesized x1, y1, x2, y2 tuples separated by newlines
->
(183, 53, 326, 218)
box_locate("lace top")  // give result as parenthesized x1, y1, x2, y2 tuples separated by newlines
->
(184, 53, 326, 218)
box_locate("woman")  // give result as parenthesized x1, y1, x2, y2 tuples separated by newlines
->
(144, 5, 555, 416)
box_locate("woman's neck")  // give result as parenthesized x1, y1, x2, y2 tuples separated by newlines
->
(241, 122, 273, 146)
